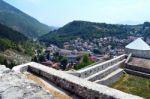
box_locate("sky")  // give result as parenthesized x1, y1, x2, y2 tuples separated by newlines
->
(3, 0, 150, 27)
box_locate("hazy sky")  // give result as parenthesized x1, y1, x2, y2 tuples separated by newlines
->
(4, 0, 150, 26)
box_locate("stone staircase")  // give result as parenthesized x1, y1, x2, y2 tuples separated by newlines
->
(95, 68, 124, 85)
(84, 59, 126, 85)
(69, 54, 126, 85)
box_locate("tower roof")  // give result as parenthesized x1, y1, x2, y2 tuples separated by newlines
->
(125, 38, 150, 50)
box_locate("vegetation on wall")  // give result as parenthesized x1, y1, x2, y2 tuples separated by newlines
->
(74, 54, 94, 70)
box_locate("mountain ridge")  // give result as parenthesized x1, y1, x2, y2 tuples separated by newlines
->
(0, 23, 27, 42)
(39, 20, 150, 47)
(0, 0, 54, 38)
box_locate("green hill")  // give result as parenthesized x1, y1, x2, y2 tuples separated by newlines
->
(0, 23, 41, 68)
(0, 23, 27, 41)
(39, 21, 150, 47)
(39, 21, 134, 46)
(0, 0, 53, 38)
(0, 23, 39, 56)
(0, 23, 28, 50)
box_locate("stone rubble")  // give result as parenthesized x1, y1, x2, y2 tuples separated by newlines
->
(0, 65, 55, 99)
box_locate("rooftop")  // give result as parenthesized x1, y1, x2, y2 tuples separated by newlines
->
(125, 38, 150, 50)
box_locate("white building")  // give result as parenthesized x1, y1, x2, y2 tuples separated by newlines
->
(125, 38, 150, 59)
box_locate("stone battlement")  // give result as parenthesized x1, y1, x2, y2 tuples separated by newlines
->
(13, 62, 142, 99)
(70, 54, 126, 78)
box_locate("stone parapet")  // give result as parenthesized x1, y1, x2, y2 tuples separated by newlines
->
(13, 62, 143, 99)
(73, 54, 126, 78)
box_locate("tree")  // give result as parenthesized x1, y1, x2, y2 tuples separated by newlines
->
(38, 54, 45, 62)
(32, 56, 38, 62)
(37, 49, 42, 56)
(3, 59, 8, 66)
(82, 54, 90, 64)
(46, 52, 50, 60)
(60, 58, 68, 70)
(53, 52, 60, 62)
(74, 54, 94, 70)
(93, 49, 101, 54)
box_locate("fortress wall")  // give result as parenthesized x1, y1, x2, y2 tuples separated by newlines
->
(126, 64, 150, 74)
(126, 49, 150, 59)
(87, 59, 125, 81)
(125, 53, 132, 64)
(72, 54, 126, 78)
(125, 69, 150, 79)
(22, 62, 142, 99)
(13, 62, 32, 73)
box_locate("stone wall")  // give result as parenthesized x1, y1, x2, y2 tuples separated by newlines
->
(71, 54, 126, 78)
(13, 62, 32, 73)
(126, 64, 150, 74)
(96, 69, 124, 85)
(13, 62, 142, 99)
(125, 63, 150, 79)
(86, 59, 125, 81)
(125, 69, 150, 79)
(126, 49, 150, 59)
(125, 53, 132, 64)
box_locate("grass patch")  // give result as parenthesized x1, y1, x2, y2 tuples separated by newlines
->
(110, 74, 150, 99)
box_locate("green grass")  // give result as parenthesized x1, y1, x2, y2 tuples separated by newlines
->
(110, 74, 150, 99)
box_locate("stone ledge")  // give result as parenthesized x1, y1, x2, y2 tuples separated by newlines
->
(72, 54, 126, 78)
(13, 62, 143, 99)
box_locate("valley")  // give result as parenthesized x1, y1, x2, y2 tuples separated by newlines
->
(0, 0, 150, 99)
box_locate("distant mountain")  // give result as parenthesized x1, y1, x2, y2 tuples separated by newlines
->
(39, 21, 132, 46)
(118, 21, 140, 25)
(0, 23, 31, 68)
(0, 22, 28, 50)
(39, 21, 150, 47)
(0, 23, 27, 42)
(0, 0, 53, 38)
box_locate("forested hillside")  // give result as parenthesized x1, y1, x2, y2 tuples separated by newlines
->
(0, 23, 39, 68)
(0, 0, 53, 38)
(0, 23, 27, 50)
(0, 23, 27, 41)
(40, 21, 150, 47)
